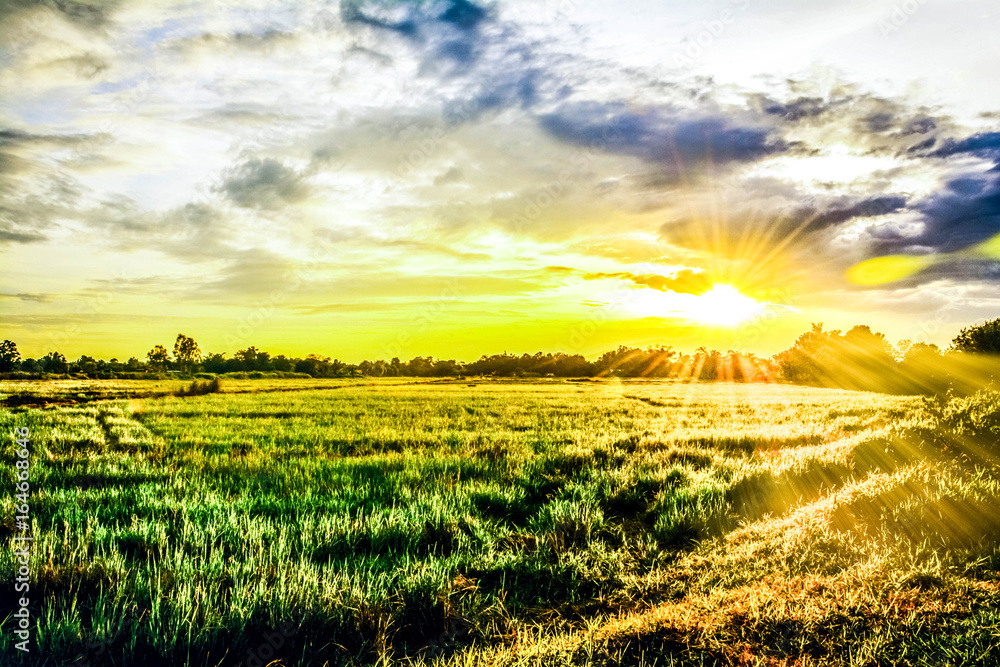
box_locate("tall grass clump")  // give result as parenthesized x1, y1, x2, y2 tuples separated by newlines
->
(174, 377, 222, 397)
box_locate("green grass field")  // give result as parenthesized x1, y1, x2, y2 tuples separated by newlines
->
(2, 379, 999, 666)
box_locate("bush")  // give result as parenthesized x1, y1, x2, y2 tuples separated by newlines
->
(175, 378, 222, 397)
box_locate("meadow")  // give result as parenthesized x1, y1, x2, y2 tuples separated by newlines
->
(1, 378, 999, 666)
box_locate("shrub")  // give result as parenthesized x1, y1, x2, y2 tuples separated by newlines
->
(175, 378, 222, 397)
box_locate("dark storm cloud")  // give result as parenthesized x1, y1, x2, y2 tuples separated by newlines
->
(796, 196, 908, 231)
(538, 102, 787, 171)
(873, 174, 1000, 255)
(931, 131, 1000, 162)
(217, 156, 311, 210)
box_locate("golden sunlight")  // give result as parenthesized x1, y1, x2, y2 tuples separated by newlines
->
(686, 284, 764, 326)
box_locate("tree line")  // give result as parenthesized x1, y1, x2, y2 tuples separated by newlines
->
(2, 318, 999, 392)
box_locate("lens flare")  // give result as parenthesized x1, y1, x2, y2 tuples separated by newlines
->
(845, 255, 935, 286)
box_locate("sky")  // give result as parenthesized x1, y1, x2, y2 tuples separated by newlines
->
(2, 0, 1000, 363)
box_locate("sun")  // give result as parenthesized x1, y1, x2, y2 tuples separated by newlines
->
(686, 284, 764, 326)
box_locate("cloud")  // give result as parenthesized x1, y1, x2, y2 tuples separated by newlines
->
(190, 247, 300, 300)
(0, 128, 93, 153)
(341, 0, 489, 67)
(0, 0, 120, 29)
(0, 292, 51, 302)
(759, 96, 833, 122)
(583, 268, 713, 295)
(931, 131, 1000, 166)
(934, 131, 1000, 156)
(341, 0, 489, 36)
(341, 0, 420, 37)
(0, 131, 99, 244)
(43, 51, 111, 78)
(216, 156, 311, 210)
(878, 173, 1000, 254)
(0, 227, 46, 244)
(538, 101, 788, 174)
(795, 195, 908, 231)
(659, 192, 910, 256)
(166, 28, 299, 57)
(753, 86, 949, 156)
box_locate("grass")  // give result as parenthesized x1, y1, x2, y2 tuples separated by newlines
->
(0, 379, 998, 666)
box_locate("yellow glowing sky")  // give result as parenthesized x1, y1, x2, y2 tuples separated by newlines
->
(2, 0, 1000, 362)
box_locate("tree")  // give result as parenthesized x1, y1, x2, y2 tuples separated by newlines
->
(952, 318, 1000, 354)
(173, 334, 201, 374)
(271, 355, 292, 372)
(147, 345, 171, 372)
(234, 347, 270, 371)
(295, 354, 330, 377)
(41, 351, 68, 374)
(74, 355, 97, 375)
(0, 340, 20, 372)
(775, 323, 834, 385)
(202, 353, 227, 374)
(902, 342, 940, 364)
(19, 358, 41, 374)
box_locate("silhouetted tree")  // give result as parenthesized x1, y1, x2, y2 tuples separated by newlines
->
(296, 354, 335, 377)
(74, 355, 97, 375)
(19, 358, 41, 374)
(173, 334, 202, 374)
(41, 351, 68, 374)
(952, 318, 1000, 354)
(202, 353, 228, 374)
(0, 340, 20, 372)
(147, 345, 171, 372)
(271, 355, 293, 372)
(775, 323, 833, 385)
